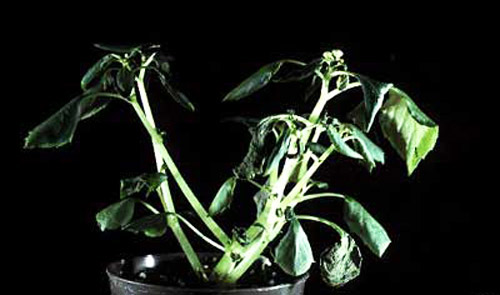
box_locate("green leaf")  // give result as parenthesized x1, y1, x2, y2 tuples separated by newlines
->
(253, 190, 270, 217)
(93, 43, 141, 53)
(222, 60, 286, 102)
(320, 234, 362, 288)
(347, 124, 385, 172)
(96, 198, 136, 231)
(120, 172, 168, 199)
(81, 54, 116, 91)
(326, 125, 363, 160)
(24, 93, 111, 149)
(273, 58, 320, 83)
(123, 214, 168, 237)
(308, 180, 329, 190)
(343, 196, 391, 257)
(355, 74, 393, 132)
(116, 67, 134, 95)
(274, 219, 314, 276)
(208, 176, 237, 216)
(156, 72, 195, 111)
(378, 87, 439, 175)
(307, 142, 328, 156)
(263, 129, 292, 176)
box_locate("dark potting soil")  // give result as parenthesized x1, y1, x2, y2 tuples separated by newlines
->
(119, 255, 302, 289)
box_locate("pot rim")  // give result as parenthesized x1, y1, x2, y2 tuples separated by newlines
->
(106, 253, 309, 293)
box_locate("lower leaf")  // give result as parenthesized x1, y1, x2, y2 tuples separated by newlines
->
(274, 219, 314, 276)
(320, 234, 362, 288)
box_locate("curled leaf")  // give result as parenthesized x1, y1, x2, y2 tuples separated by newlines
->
(120, 172, 168, 199)
(274, 219, 314, 276)
(326, 125, 363, 160)
(81, 54, 116, 91)
(222, 60, 286, 102)
(263, 129, 292, 176)
(208, 176, 237, 216)
(346, 124, 385, 172)
(355, 74, 393, 132)
(156, 71, 195, 111)
(320, 234, 362, 288)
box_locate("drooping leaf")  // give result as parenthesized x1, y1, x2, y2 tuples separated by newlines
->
(253, 189, 270, 217)
(378, 87, 439, 175)
(307, 142, 328, 156)
(346, 124, 385, 172)
(81, 54, 116, 91)
(308, 180, 329, 190)
(274, 219, 314, 276)
(221, 116, 261, 129)
(222, 60, 286, 102)
(263, 129, 292, 176)
(355, 74, 393, 132)
(156, 72, 195, 111)
(326, 125, 363, 160)
(120, 172, 168, 199)
(123, 213, 168, 237)
(208, 176, 237, 216)
(343, 196, 391, 257)
(24, 93, 111, 149)
(116, 67, 134, 95)
(320, 234, 362, 288)
(273, 58, 320, 83)
(93, 43, 141, 53)
(96, 198, 136, 231)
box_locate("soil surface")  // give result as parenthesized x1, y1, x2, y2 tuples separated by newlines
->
(119, 254, 304, 288)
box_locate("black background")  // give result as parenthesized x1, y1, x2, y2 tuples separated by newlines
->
(11, 10, 493, 295)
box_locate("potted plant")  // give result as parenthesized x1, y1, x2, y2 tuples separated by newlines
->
(24, 44, 439, 294)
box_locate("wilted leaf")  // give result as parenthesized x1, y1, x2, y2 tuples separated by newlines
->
(208, 176, 237, 216)
(355, 74, 393, 132)
(81, 54, 116, 91)
(263, 129, 291, 175)
(273, 58, 320, 83)
(326, 125, 363, 160)
(96, 198, 136, 231)
(93, 43, 141, 53)
(222, 60, 286, 102)
(343, 196, 391, 257)
(120, 172, 168, 199)
(347, 124, 385, 172)
(307, 142, 328, 156)
(320, 234, 362, 288)
(253, 189, 270, 217)
(123, 214, 168, 237)
(378, 87, 439, 175)
(274, 219, 314, 276)
(117, 67, 134, 95)
(24, 93, 111, 149)
(156, 72, 195, 111)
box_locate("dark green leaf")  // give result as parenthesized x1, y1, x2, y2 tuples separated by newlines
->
(273, 58, 320, 83)
(120, 172, 168, 199)
(93, 43, 141, 53)
(274, 219, 314, 276)
(343, 196, 391, 257)
(156, 72, 195, 111)
(24, 93, 111, 149)
(208, 176, 237, 216)
(96, 198, 136, 231)
(347, 124, 385, 172)
(326, 125, 363, 160)
(307, 142, 328, 156)
(222, 61, 286, 102)
(81, 54, 116, 91)
(355, 74, 393, 132)
(253, 190, 270, 217)
(308, 180, 329, 190)
(378, 87, 439, 175)
(263, 129, 292, 176)
(117, 68, 134, 95)
(123, 214, 168, 237)
(320, 234, 362, 288)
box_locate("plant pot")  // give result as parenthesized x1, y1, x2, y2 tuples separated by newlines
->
(107, 253, 309, 295)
